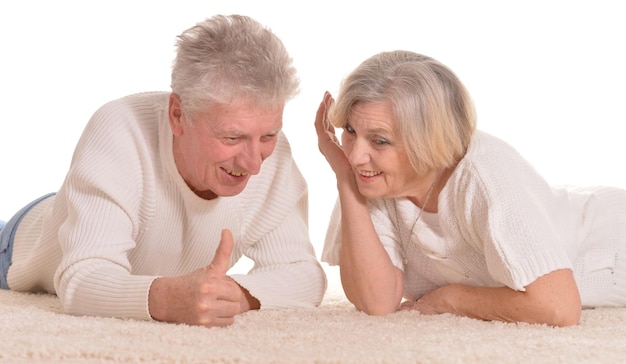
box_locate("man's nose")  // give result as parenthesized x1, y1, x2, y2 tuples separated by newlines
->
(242, 142, 263, 175)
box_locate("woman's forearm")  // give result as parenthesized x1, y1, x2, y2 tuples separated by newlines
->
(408, 269, 581, 326)
(336, 180, 404, 315)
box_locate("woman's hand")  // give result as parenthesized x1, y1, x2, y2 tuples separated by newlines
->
(314, 92, 352, 180)
(398, 269, 582, 327)
(315, 91, 405, 314)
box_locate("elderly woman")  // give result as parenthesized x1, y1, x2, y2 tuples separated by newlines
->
(315, 50, 626, 327)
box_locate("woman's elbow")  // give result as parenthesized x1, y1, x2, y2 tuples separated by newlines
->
(539, 298, 582, 327)
(353, 300, 399, 316)
(552, 302, 582, 327)
(526, 269, 582, 327)
(347, 292, 401, 315)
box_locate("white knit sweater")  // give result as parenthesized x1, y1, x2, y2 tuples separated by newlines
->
(9, 92, 326, 320)
(323, 131, 626, 307)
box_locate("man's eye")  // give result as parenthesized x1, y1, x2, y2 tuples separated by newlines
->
(261, 134, 278, 142)
(344, 125, 355, 134)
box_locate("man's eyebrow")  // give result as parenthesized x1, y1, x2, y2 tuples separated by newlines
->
(217, 129, 247, 136)
(215, 127, 282, 136)
(266, 127, 282, 135)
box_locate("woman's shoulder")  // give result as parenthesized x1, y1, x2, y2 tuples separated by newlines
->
(447, 130, 550, 205)
(462, 130, 538, 174)
(467, 130, 519, 156)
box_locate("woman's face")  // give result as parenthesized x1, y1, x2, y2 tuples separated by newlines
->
(340, 101, 426, 199)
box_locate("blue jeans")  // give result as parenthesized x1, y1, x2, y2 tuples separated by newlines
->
(0, 193, 56, 289)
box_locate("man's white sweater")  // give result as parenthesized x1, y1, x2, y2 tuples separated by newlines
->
(9, 92, 325, 320)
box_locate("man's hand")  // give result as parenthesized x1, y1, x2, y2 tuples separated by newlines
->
(148, 229, 245, 327)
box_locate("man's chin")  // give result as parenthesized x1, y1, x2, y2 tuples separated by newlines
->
(204, 176, 251, 198)
(192, 184, 247, 200)
(216, 184, 248, 197)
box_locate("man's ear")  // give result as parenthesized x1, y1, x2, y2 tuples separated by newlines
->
(168, 93, 185, 136)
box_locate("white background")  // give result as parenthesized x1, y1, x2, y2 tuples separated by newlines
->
(1, 0, 625, 257)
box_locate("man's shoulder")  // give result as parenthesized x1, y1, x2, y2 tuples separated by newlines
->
(87, 92, 168, 128)
(102, 91, 169, 110)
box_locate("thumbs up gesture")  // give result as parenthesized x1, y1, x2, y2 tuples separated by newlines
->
(208, 229, 235, 276)
(148, 229, 244, 327)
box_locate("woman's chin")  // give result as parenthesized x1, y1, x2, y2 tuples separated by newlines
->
(357, 186, 385, 200)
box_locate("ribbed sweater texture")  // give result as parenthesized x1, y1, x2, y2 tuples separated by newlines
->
(9, 92, 326, 320)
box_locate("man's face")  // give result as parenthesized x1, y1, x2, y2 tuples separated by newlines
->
(169, 94, 283, 199)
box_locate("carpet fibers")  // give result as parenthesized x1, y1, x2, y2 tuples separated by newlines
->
(2, 267, 625, 363)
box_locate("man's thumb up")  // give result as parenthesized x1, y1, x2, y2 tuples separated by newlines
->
(208, 229, 234, 275)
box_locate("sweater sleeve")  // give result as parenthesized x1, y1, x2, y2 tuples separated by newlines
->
(457, 134, 573, 291)
(320, 198, 342, 266)
(53, 95, 160, 320)
(229, 209, 327, 309)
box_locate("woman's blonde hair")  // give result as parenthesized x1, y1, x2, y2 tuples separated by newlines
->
(328, 51, 476, 175)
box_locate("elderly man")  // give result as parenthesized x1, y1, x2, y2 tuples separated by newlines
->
(1, 14, 325, 327)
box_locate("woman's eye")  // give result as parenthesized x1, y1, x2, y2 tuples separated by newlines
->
(374, 138, 390, 146)
(344, 124, 355, 134)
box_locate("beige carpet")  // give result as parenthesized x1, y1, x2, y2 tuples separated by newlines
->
(1, 266, 625, 363)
